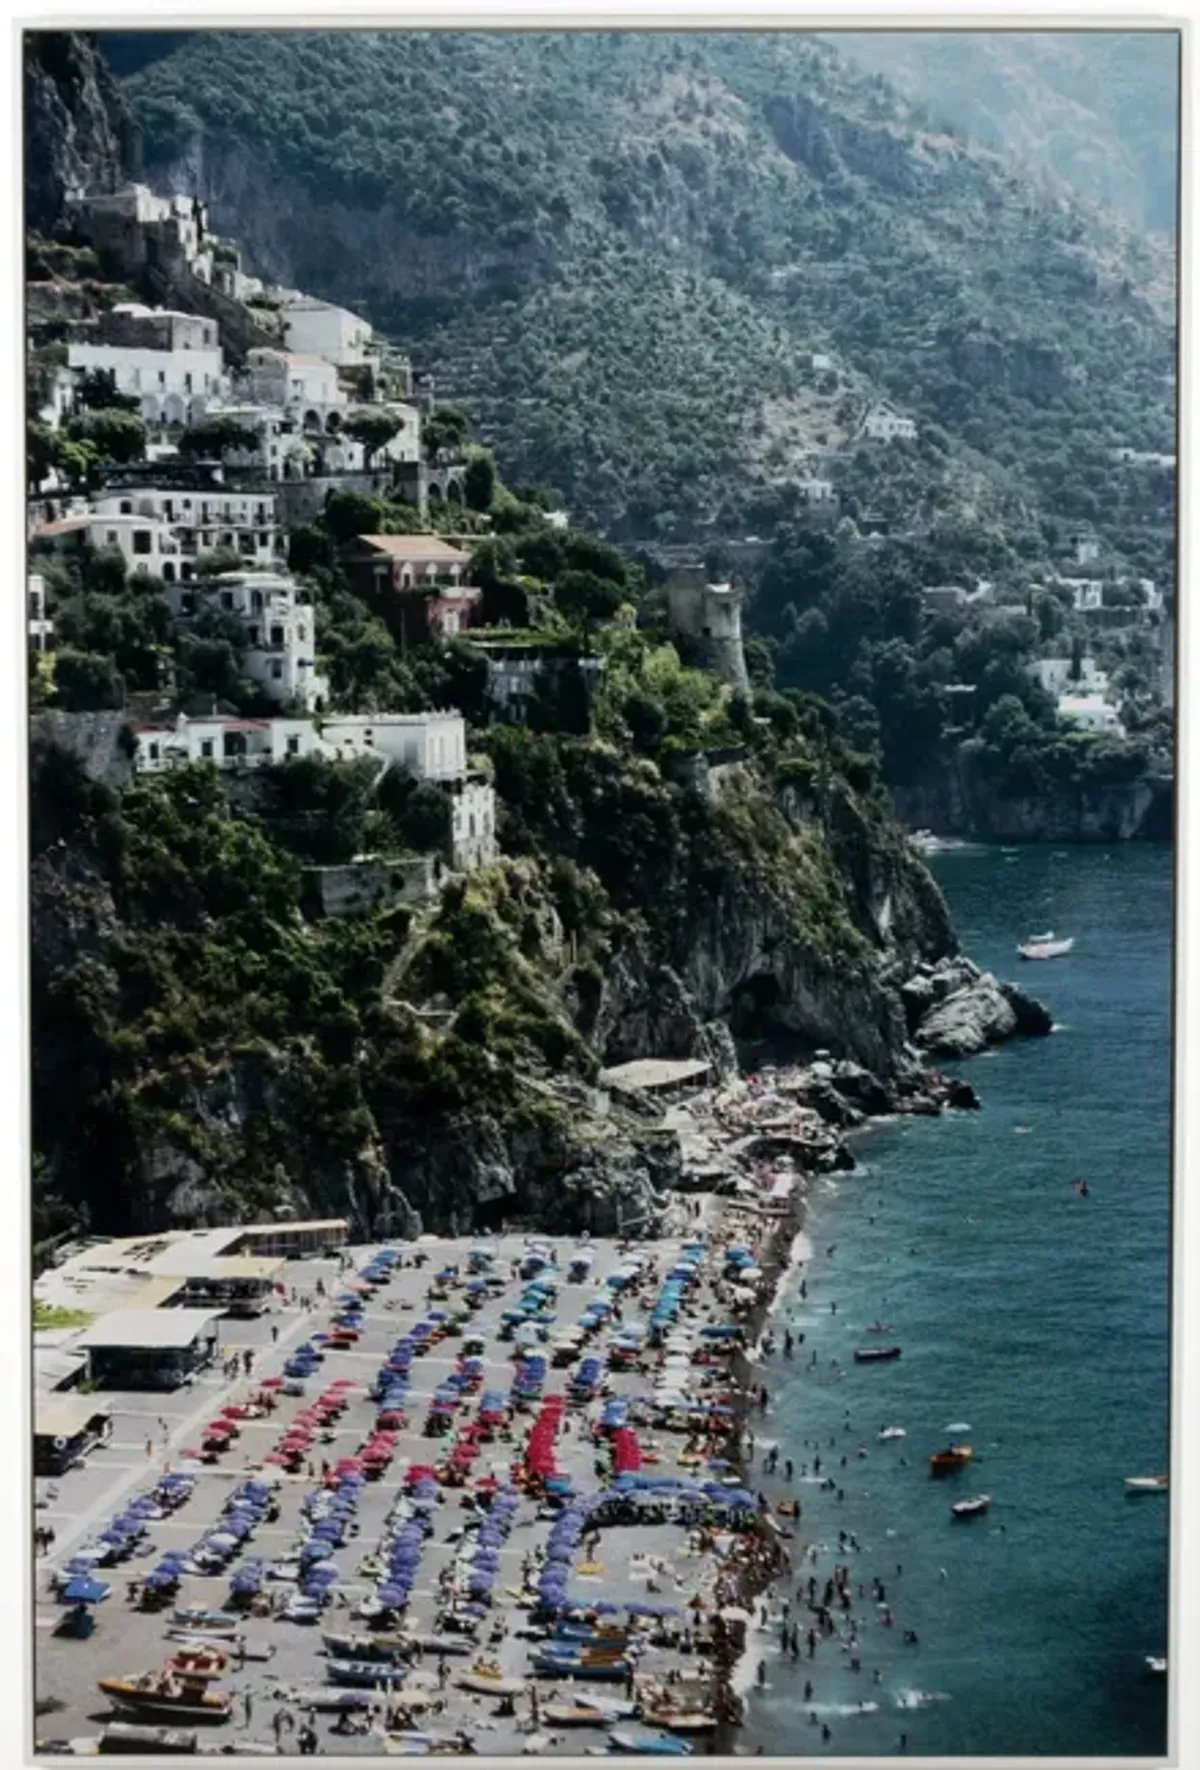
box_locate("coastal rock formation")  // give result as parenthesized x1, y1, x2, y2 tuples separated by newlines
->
(25, 32, 136, 231)
(891, 758, 1170, 844)
(906, 956, 1053, 1057)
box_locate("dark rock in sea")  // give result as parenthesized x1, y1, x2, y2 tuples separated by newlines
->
(944, 1078, 982, 1111)
(907, 958, 1052, 1059)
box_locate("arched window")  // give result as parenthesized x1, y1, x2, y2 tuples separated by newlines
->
(161, 561, 176, 582)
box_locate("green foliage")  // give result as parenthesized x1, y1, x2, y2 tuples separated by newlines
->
(464, 452, 497, 512)
(75, 368, 140, 414)
(52, 647, 126, 710)
(177, 413, 261, 457)
(64, 405, 146, 464)
(342, 407, 407, 465)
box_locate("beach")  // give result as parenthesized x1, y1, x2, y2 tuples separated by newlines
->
(34, 1192, 807, 1758)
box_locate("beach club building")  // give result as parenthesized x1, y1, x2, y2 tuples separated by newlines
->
(34, 1395, 115, 1477)
(76, 1308, 222, 1391)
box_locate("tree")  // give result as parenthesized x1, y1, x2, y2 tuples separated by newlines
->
(75, 369, 140, 414)
(64, 407, 146, 465)
(178, 415, 260, 458)
(464, 453, 497, 512)
(555, 570, 624, 623)
(27, 421, 58, 488)
(323, 489, 386, 546)
(423, 406, 469, 462)
(342, 408, 405, 468)
(53, 647, 125, 710)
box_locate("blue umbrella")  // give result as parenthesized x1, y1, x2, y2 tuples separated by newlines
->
(61, 1576, 110, 1605)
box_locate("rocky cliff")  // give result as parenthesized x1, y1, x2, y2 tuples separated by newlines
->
(25, 32, 136, 232)
(891, 755, 1172, 843)
(32, 729, 1036, 1250)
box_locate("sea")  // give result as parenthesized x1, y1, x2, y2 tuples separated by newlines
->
(742, 843, 1173, 1758)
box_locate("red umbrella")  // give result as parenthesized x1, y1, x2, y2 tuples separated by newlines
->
(205, 1420, 235, 1436)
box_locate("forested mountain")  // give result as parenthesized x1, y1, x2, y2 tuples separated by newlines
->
(830, 31, 1179, 235)
(117, 31, 1175, 547)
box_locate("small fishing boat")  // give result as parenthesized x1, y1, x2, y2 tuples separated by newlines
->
(878, 1427, 906, 1441)
(328, 1658, 408, 1688)
(544, 1704, 620, 1727)
(642, 1711, 718, 1735)
(279, 1687, 376, 1713)
(951, 1494, 992, 1519)
(864, 1321, 894, 1334)
(608, 1731, 693, 1755)
(99, 1671, 232, 1724)
(1145, 1657, 1167, 1677)
(854, 1345, 901, 1363)
(929, 1445, 973, 1475)
(456, 1662, 528, 1697)
(323, 1631, 410, 1660)
(164, 1647, 228, 1679)
(532, 1653, 633, 1680)
(170, 1607, 240, 1637)
(1018, 937, 1074, 960)
(1124, 1474, 1168, 1494)
(97, 1721, 198, 1754)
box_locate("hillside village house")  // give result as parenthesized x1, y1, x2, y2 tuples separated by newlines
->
(69, 304, 226, 427)
(93, 483, 281, 572)
(1027, 656, 1110, 698)
(131, 709, 497, 871)
(1058, 577, 1105, 614)
(863, 407, 917, 442)
(243, 348, 344, 427)
(278, 293, 374, 366)
(1058, 694, 1125, 736)
(167, 569, 328, 711)
(343, 534, 481, 646)
(28, 573, 53, 652)
(33, 509, 180, 577)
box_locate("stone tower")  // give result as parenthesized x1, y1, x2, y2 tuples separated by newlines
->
(665, 565, 750, 694)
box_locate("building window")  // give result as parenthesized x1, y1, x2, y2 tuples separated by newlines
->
(221, 592, 234, 610)
(251, 591, 263, 612)
(271, 661, 283, 680)
(133, 531, 152, 555)
(286, 735, 300, 755)
(148, 742, 159, 761)
(162, 562, 176, 582)
(200, 739, 214, 758)
(270, 625, 284, 647)
(181, 564, 193, 583)
(119, 499, 133, 515)
(297, 625, 306, 643)
(105, 531, 118, 545)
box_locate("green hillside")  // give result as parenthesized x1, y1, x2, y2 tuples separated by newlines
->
(121, 31, 1175, 548)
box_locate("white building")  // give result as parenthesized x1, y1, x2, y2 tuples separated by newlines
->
(449, 779, 497, 871)
(279, 295, 373, 367)
(319, 713, 467, 780)
(33, 510, 180, 578)
(93, 486, 281, 573)
(69, 306, 225, 427)
(1058, 577, 1105, 614)
(169, 570, 328, 712)
(1069, 532, 1101, 566)
(243, 349, 344, 426)
(863, 408, 917, 443)
(1028, 656, 1109, 697)
(132, 714, 323, 773)
(798, 478, 837, 505)
(1058, 694, 1124, 736)
(28, 573, 54, 652)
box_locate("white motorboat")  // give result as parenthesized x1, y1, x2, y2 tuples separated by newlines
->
(1018, 937, 1074, 960)
(1124, 1474, 1168, 1494)
(1145, 1657, 1167, 1677)
(951, 1494, 991, 1519)
(877, 1427, 906, 1441)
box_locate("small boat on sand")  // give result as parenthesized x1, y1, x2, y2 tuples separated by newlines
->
(951, 1494, 991, 1519)
(608, 1731, 693, 1756)
(98, 1721, 198, 1754)
(930, 1445, 973, 1475)
(1018, 937, 1073, 960)
(164, 1647, 228, 1680)
(456, 1662, 528, 1697)
(1124, 1474, 1168, 1494)
(545, 1704, 620, 1727)
(643, 1710, 719, 1735)
(99, 1671, 232, 1724)
(171, 1609, 238, 1637)
(854, 1346, 901, 1363)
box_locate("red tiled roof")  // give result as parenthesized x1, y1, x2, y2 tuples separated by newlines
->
(351, 534, 471, 564)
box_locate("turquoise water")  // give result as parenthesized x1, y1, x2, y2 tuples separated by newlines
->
(745, 844, 1173, 1758)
